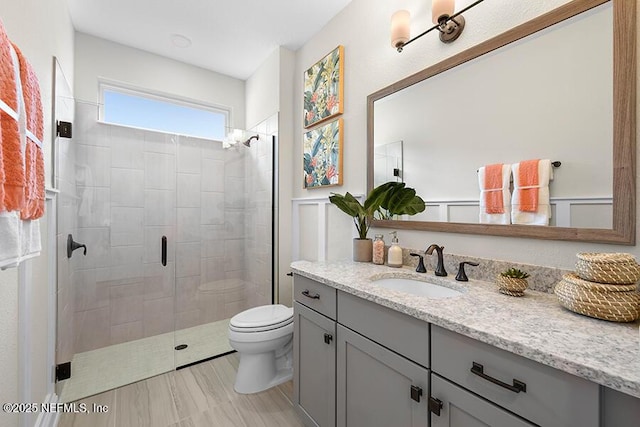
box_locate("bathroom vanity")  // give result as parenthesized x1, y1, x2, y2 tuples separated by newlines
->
(291, 261, 640, 427)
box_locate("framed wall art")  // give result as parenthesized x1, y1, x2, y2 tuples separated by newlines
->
(303, 118, 343, 189)
(303, 45, 344, 128)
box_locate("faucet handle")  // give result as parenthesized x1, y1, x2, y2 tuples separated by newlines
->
(410, 253, 427, 273)
(456, 261, 479, 281)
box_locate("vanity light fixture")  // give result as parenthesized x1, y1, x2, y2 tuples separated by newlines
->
(391, 0, 485, 52)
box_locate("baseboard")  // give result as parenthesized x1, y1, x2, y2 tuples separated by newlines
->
(34, 393, 60, 427)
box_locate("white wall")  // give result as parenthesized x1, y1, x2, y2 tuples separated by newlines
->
(74, 32, 246, 129)
(0, 0, 75, 425)
(293, 0, 640, 269)
(245, 47, 296, 306)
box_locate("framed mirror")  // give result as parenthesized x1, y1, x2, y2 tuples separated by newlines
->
(367, 0, 635, 244)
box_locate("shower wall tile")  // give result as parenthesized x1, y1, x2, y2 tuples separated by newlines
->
(77, 187, 110, 228)
(201, 142, 224, 160)
(110, 127, 145, 169)
(111, 169, 144, 207)
(110, 294, 144, 325)
(177, 174, 201, 207)
(75, 144, 111, 187)
(145, 152, 176, 190)
(200, 257, 225, 283)
(144, 262, 175, 300)
(142, 297, 175, 337)
(73, 269, 110, 312)
(225, 151, 245, 178)
(201, 159, 224, 192)
(223, 213, 244, 240)
(111, 207, 144, 246)
(177, 208, 201, 243)
(176, 276, 200, 312)
(201, 193, 224, 225)
(109, 281, 144, 300)
(177, 139, 203, 174)
(176, 310, 200, 330)
(108, 246, 143, 282)
(145, 131, 176, 154)
(110, 321, 143, 345)
(200, 226, 225, 258)
(74, 307, 110, 353)
(224, 177, 244, 209)
(74, 102, 110, 147)
(223, 239, 244, 272)
(144, 190, 176, 226)
(176, 242, 201, 278)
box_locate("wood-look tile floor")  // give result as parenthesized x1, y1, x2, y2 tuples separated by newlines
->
(58, 353, 303, 427)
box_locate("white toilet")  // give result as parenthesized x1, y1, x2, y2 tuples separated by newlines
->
(228, 304, 294, 394)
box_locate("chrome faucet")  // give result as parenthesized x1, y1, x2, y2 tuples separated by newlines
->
(425, 244, 447, 277)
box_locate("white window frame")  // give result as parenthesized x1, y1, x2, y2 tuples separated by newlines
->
(98, 79, 231, 140)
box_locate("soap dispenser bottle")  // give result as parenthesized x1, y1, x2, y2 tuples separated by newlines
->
(387, 231, 403, 268)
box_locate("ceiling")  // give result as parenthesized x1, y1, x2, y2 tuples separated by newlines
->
(67, 0, 353, 80)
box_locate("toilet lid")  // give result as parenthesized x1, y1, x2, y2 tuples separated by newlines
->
(229, 304, 293, 329)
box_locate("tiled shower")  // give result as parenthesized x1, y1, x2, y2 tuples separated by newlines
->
(55, 100, 275, 400)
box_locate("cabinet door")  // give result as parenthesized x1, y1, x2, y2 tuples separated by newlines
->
(431, 375, 535, 427)
(294, 302, 336, 427)
(336, 325, 429, 427)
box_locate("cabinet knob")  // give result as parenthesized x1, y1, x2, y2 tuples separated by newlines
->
(428, 397, 443, 416)
(410, 385, 423, 402)
(323, 333, 333, 345)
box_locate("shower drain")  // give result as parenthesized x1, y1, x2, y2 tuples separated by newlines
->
(175, 344, 188, 350)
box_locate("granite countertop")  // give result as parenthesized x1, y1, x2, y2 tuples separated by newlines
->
(290, 260, 640, 399)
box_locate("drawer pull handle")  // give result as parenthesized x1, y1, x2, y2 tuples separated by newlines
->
(410, 385, 423, 402)
(301, 290, 320, 299)
(470, 362, 527, 393)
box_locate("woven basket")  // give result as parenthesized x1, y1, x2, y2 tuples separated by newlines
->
(496, 276, 528, 297)
(562, 273, 638, 293)
(554, 277, 640, 322)
(575, 252, 640, 285)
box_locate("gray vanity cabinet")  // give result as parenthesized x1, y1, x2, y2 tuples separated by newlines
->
(336, 325, 430, 427)
(430, 375, 534, 427)
(293, 274, 339, 427)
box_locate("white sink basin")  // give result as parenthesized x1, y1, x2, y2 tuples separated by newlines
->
(371, 277, 463, 299)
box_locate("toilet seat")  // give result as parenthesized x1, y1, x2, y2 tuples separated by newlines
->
(229, 304, 293, 332)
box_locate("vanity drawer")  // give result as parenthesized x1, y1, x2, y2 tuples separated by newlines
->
(337, 291, 429, 368)
(293, 274, 337, 320)
(431, 325, 599, 427)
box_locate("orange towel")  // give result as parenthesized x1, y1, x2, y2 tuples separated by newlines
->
(518, 159, 539, 212)
(12, 43, 44, 220)
(0, 21, 24, 213)
(484, 163, 504, 214)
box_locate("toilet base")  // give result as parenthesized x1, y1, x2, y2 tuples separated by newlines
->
(233, 350, 293, 394)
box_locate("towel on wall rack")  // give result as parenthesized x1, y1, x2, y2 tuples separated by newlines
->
(0, 19, 43, 268)
(478, 163, 511, 225)
(0, 20, 24, 213)
(511, 159, 553, 225)
(12, 42, 45, 220)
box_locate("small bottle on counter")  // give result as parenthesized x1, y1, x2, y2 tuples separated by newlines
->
(387, 231, 403, 268)
(372, 234, 385, 265)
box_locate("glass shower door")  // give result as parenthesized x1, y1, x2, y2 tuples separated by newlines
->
(55, 100, 178, 402)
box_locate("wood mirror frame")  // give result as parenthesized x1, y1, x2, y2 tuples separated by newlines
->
(367, 0, 636, 244)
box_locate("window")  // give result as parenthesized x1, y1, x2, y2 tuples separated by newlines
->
(99, 83, 228, 141)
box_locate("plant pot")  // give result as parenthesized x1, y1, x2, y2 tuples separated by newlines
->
(353, 238, 373, 262)
(496, 276, 528, 297)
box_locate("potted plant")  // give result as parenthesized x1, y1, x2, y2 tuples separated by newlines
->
(329, 182, 425, 262)
(497, 268, 530, 296)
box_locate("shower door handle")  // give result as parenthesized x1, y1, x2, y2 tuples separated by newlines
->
(161, 236, 167, 266)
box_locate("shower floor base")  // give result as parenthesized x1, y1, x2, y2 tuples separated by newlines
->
(58, 318, 233, 403)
